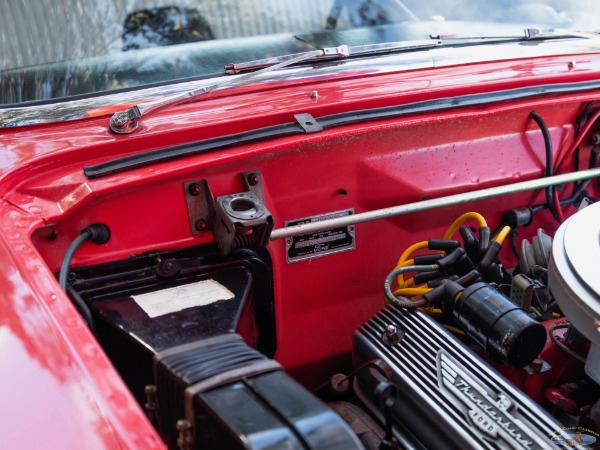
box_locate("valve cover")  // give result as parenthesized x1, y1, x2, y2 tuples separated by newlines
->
(353, 305, 577, 449)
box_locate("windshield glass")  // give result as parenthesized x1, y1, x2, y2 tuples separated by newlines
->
(2, 0, 600, 105)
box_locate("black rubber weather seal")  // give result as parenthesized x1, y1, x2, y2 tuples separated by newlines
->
(84, 79, 600, 179)
(84, 122, 303, 178)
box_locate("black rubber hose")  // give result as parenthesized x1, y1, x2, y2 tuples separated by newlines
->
(531, 203, 546, 213)
(531, 105, 600, 213)
(532, 178, 592, 212)
(66, 285, 98, 336)
(58, 223, 111, 291)
(532, 148, 600, 212)
(529, 111, 560, 223)
(561, 179, 590, 205)
(58, 229, 92, 291)
(572, 101, 600, 177)
(559, 149, 600, 205)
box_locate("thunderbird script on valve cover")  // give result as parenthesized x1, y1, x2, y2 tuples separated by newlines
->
(4, 1, 600, 449)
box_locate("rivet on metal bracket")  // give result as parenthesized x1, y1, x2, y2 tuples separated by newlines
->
(183, 179, 215, 235)
(242, 170, 265, 203)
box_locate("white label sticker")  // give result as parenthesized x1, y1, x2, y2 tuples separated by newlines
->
(132, 279, 235, 318)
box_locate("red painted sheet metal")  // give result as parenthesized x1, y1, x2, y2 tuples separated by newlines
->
(20, 97, 589, 388)
(1, 53, 599, 193)
(1, 51, 600, 446)
(0, 200, 165, 449)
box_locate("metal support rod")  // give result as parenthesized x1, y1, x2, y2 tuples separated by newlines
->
(270, 168, 600, 240)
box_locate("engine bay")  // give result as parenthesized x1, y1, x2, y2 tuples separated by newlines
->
(17, 95, 600, 449)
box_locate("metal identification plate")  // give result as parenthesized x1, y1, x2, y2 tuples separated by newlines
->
(284, 209, 355, 263)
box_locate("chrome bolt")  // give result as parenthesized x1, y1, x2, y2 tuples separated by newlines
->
(382, 324, 405, 346)
(144, 385, 157, 425)
(176, 419, 193, 450)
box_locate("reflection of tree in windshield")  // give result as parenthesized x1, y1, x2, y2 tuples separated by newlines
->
(326, 0, 419, 29)
(122, 6, 215, 51)
(2, 0, 600, 106)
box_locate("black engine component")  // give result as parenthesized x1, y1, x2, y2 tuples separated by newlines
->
(67, 245, 363, 449)
(154, 333, 364, 449)
(445, 281, 547, 367)
(153, 333, 277, 443)
(67, 245, 276, 406)
(353, 305, 569, 450)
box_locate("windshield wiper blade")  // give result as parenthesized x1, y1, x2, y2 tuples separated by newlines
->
(109, 45, 350, 134)
(226, 39, 441, 74)
(524, 28, 593, 39)
(430, 27, 592, 42)
(109, 40, 441, 134)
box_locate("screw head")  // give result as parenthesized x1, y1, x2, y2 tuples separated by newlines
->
(188, 183, 202, 196)
(247, 173, 260, 186)
(195, 219, 208, 231)
(330, 373, 350, 394)
(112, 112, 127, 127)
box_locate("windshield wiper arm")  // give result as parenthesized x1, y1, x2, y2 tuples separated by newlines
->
(109, 45, 350, 134)
(109, 39, 441, 134)
(226, 39, 441, 74)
